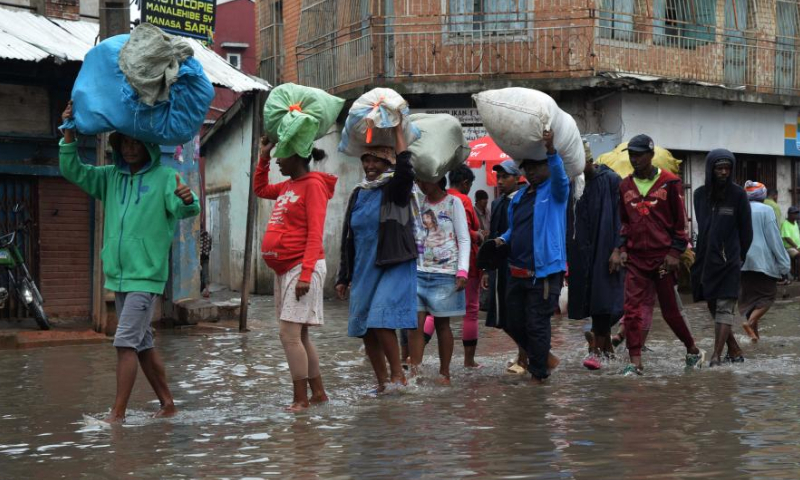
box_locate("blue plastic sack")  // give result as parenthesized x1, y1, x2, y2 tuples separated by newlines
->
(72, 34, 215, 146)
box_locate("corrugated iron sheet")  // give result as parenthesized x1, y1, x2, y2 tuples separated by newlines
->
(0, 7, 92, 61)
(185, 38, 270, 92)
(0, 7, 269, 92)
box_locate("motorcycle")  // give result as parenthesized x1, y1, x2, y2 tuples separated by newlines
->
(0, 204, 50, 330)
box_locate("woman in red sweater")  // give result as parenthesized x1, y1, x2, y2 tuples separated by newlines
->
(254, 137, 337, 412)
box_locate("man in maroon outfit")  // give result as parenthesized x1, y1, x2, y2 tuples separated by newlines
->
(611, 134, 705, 375)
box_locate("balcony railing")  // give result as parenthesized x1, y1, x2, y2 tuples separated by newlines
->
(294, 0, 800, 97)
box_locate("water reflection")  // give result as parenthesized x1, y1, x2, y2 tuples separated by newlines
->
(0, 298, 799, 478)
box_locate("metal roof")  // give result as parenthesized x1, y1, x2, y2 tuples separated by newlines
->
(0, 7, 93, 61)
(0, 6, 270, 92)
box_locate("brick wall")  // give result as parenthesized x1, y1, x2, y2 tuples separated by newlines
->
(285, 0, 796, 97)
(45, 0, 80, 20)
(281, 0, 300, 83)
(38, 178, 92, 320)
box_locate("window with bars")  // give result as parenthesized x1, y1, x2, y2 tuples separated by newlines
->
(653, 0, 716, 49)
(598, 0, 636, 41)
(447, 0, 532, 37)
(259, 0, 284, 84)
(723, 0, 750, 85)
(776, 0, 799, 94)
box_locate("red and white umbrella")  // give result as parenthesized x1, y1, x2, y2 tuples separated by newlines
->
(468, 136, 512, 186)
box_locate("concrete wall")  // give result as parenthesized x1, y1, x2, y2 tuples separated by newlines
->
(204, 101, 259, 293)
(617, 93, 787, 156)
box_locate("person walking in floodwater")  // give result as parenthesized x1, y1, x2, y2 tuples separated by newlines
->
(740, 181, 791, 343)
(254, 137, 337, 412)
(446, 165, 483, 368)
(408, 177, 471, 384)
(567, 142, 624, 370)
(482, 160, 527, 373)
(613, 134, 704, 375)
(336, 124, 417, 393)
(691, 149, 752, 367)
(59, 102, 199, 422)
(494, 130, 568, 384)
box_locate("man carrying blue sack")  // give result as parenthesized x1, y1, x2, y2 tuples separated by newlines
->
(494, 130, 569, 383)
(59, 101, 200, 423)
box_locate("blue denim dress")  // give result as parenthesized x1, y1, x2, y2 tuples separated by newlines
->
(347, 188, 417, 337)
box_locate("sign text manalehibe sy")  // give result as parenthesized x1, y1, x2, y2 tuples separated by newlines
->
(142, 0, 216, 42)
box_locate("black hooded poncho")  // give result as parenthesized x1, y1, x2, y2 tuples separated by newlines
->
(691, 149, 753, 302)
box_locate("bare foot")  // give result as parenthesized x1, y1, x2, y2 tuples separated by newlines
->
(742, 323, 758, 343)
(464, 361, 482, 369)
(285, 401, 310, 413)
(309, 393, 329, 404)
(371, 384, 386, 394)
(436, 375, 451, 386)
(103, 414, 125, 424)
(153, 403, 178, 418)
(390, 374, 407, 386)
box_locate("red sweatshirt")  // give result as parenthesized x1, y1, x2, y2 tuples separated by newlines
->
(619, 169, 689, 268)
(447, 188, 481, 277)
(254, 155, 337, 283)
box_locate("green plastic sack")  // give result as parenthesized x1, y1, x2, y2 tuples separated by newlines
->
(263, 83, 344, 159)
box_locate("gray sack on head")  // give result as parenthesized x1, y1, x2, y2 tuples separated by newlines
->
(118, 23, 195, 106)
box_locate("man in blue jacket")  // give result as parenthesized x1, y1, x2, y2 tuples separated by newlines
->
(496, 130, 569, 382)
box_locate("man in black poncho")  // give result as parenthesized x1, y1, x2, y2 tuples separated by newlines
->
(567, 143, 624, 370)
(691, 149, 753, 367)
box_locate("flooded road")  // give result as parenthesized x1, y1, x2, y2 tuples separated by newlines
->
(1, 295, 800, 479)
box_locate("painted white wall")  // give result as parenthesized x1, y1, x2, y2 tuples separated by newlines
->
(620, 93, 786, 156)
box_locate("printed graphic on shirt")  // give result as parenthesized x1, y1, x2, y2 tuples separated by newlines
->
(418, 196, 459, 274)
(269, 189, 300, 226)
(624, 183, 668, 217)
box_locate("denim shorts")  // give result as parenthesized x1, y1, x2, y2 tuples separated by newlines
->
(417, 271, 466, 317)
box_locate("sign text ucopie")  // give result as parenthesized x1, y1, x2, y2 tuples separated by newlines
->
(142, 0, 216, 41)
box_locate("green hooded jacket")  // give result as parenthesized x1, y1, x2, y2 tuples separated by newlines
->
(59, 139, 200, 294)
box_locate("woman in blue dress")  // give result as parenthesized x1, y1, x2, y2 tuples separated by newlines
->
(336, 124, 418, 392)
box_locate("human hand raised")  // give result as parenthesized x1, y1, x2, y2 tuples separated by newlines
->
(174, 174, 194, 205)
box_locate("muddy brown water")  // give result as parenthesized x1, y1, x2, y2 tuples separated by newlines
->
(1, 296, 799, 479)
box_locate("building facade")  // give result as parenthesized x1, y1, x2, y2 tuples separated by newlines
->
(207, 0, 259, 125)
